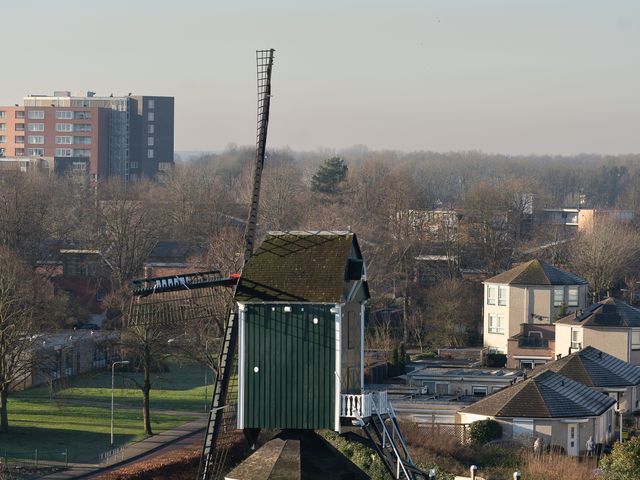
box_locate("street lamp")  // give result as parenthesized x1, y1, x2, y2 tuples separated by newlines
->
(111, 360, 130, 447)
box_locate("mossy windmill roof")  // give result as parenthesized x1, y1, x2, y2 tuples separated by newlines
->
(236, 231, 365, 303)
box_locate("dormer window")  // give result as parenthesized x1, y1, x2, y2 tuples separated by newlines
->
(568, 287, 579, 307)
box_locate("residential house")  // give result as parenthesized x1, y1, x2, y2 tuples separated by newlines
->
(483, 260, 588, 359)
(458, 370, 616, 456)
(555, 298, 640, 366)
(535, 346, 640, 413)
(143, 240, 207, 278)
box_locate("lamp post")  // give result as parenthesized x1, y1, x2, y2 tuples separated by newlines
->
(204, 340, 209, 412)
(111, 360, 130, 447)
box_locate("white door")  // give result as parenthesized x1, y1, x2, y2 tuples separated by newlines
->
(567, 423, 579, 456)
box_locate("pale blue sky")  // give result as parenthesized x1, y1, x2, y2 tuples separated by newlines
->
(3, 1, 639, 154)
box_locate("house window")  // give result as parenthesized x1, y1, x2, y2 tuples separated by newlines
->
(568, 287, 579, 307)
(28, 110, 45, 119)
(554, 287, 565, 306)
(148, 124, 154, 134)
(147, 99, 155, 109)
(15, 123, 25, 131)
(56, 136, 72, 144)
(571, 329, 582, 350)
(28, 148, 44, 156)
(55, 148, 73, 157)
(28, 135, 44, 144)
(74, 111, 92, 120)
(487, 285, 497, 305)
(15, 136, 25, 144)
(158, 162, 171, 171)
(56, 123, 73, 132)
(56, 111, 73, 120)
(472, 386, 488, 397)
(15, 148, 25, 156)
(632, 330, 640, 351)
(0, 123, 5, 131)
(148, 136, 154, 146)
(27, 123, 44, 132)
(148, 112, 155, 121)
(74, 124, 92, 132)
(498, 286, 508, 306)
(74, 149, 90, 157)
(488, 314, 504, 334)
(147, 149, 154, 158)
(130, 161, 138, 169)
(0, 111, 5, 119)
(15, 111, 25, 119)
(73, 136, 91, 145)
(0, 136, 5, 144)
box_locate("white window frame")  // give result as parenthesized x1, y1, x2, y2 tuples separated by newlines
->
(487, 285, 497, 305)
(56, 123, 73, 132)
(488, 314, 504, 334)
(498, 285, 508, 306)
(568, 287, 579, 307)
(554, 287, 565, 306)
(571, 328, 583, 350)
(147, 136, 154, 146)
(74, 149, 90, 158)
(73, 136, 91, 145)
(148, 112, 155, 122)
(632, 330, 640, 351)
(56, 111, 73, 120)
(28, 110, 45, 119)
(27, 123, 44, 132)
(55, 148, 73, 157)
(147, 99, 155, 109)
(147, 149, 154, 158)
(28, 148, 44, 156)
(28, 135, 44, 144)
(148, 124, 154, 134)
(56, 136, 72, 145)
(0, 136, 5, 144)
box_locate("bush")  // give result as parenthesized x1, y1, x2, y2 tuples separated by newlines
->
(600, 437, 640, 480)
(468, 419, 502, 445)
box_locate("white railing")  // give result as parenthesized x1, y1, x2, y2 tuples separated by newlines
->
(341, 390, 393, 419)
(340, 393, 372, 418)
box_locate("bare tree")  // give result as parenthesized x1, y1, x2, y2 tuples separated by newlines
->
(0, 247, 52, 432)
(571, 218, 640, 301)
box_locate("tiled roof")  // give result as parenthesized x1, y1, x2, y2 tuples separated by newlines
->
(556, 298, 640, 328)
(462, 370, 616, 418)
(534, 346, 640, 387)
(235, 231, 367, 303)
(484, 259, 587, 286)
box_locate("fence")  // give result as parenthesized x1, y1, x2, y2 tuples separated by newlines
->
(0, 448, 71, 478)
(417, 422, 471, 444)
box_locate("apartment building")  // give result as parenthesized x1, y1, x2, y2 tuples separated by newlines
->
(0, 91, 174, 182)
(483, 259, 588, 362)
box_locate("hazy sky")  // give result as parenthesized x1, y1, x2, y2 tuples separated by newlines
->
(3, 0, 639, 155)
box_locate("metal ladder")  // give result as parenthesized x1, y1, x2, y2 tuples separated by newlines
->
(363, 397, 428, 480)
(197, 309, 239, 480)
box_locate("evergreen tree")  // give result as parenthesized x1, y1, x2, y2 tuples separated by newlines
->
(311, 157, 348, 194)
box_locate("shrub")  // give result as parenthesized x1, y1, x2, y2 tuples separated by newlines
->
(600, 437, 640, 480)
(468, 419, 502, 446)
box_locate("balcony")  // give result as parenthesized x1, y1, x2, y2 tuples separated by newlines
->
(340, 390, 390, 419)
(518, 337, 549, 348)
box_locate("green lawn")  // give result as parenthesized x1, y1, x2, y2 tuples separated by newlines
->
(3, 361, 208, 463)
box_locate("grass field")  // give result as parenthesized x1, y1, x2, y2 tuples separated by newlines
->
(3, 361, 208, 463)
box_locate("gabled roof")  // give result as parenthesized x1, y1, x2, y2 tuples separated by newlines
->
(556, 298, 640, 328)
(533, 346, 640, 388)
(484, 259, 587, 286)
(145, 240, 205, 266)
(235, 231, 369, 303)
(461, 370, 616, 418)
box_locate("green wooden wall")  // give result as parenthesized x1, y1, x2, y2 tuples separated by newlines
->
(242, 304, 335, 430)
